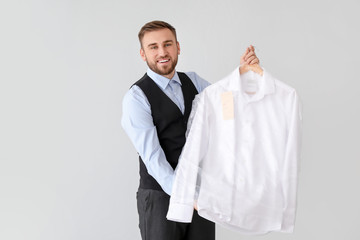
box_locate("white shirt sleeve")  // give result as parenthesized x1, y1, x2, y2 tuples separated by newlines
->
(281, 90, 302, 232)
(166, 93, 209, 222)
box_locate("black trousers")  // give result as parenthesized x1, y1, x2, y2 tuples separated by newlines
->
(136, 188, 215, 240)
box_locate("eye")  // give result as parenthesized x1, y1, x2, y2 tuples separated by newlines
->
(150, 46, 158, 50)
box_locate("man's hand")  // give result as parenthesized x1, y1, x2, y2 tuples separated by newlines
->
(240, 45, 263, 75)
(240, 45, 259, 66)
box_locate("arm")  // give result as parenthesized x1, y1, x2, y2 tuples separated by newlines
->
(121, 86, 175, 195)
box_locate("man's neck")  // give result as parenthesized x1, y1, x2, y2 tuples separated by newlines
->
(161, 70, 176, 80)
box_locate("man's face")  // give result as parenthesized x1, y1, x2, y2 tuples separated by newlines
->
(140, 28, 180, 79)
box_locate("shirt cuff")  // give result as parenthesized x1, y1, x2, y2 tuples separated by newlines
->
(166, 202, 194, 223)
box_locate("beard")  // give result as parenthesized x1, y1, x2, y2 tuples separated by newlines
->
(146, 55, 178, 77)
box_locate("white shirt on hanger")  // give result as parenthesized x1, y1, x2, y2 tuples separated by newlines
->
(166, 67, 302, 235)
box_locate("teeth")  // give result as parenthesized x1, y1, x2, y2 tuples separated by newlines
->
(159, 59, 169, 63)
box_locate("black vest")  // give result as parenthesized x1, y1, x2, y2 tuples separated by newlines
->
(133, 72, 198, 191)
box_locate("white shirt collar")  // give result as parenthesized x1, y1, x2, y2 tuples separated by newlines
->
(225, 67, 275, 102)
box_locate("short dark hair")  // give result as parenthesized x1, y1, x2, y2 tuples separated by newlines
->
(138, 20, 177, 48)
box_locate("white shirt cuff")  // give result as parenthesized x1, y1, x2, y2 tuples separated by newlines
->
(166, 202, 194, 223)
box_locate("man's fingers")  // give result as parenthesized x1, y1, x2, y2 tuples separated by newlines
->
(246, 55, 256, 64)
(240, 48, 249, 65)
(241, 46, 257, 65)
(244, 50, 255, 61)
(249, 58, 259, 65)
(241, 48, 250, 59)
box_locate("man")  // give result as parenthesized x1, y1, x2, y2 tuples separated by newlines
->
(121, 20, 259, 240)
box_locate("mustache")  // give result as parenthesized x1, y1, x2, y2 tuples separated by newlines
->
(157, 56, 171, 60)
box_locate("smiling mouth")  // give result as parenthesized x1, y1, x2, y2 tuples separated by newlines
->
(158, 59, 170, 63)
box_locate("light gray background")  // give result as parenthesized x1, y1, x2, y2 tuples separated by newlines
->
(0, 0, 359, 239)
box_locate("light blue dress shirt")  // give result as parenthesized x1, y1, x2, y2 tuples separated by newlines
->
(121, 68, 210, 195)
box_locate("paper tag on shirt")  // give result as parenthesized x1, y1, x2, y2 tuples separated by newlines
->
(221, 92, 234, 120)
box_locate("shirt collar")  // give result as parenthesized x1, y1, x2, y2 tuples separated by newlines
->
(146, 68, 182, 90)
(227, 66, 275, 99)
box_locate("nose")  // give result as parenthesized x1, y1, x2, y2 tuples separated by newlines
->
(158, 46, 167, 57)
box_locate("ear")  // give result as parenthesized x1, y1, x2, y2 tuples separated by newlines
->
(177, 41, 181, 55)
(140, 48, 146, 61)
